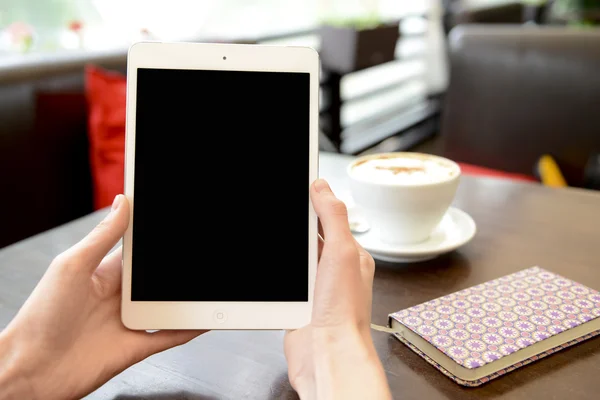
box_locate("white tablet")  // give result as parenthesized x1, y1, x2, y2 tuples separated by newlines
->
(121, 41, 319, 330)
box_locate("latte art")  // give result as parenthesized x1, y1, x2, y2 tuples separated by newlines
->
(351, 154, 458, 185)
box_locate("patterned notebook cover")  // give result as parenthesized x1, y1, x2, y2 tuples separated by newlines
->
(388, 266, 600, 387)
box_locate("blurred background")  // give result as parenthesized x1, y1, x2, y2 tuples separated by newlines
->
(1, 0, 599, 248)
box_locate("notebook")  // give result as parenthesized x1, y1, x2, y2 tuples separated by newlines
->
(385, 266, 600, 387)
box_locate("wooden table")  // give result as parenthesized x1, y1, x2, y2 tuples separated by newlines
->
(2, 151, 600, 399)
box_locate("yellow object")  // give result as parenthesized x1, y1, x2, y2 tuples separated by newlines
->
(537, 155, 568, 187)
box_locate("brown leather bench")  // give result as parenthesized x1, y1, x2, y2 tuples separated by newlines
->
(439, 24, 600, 188)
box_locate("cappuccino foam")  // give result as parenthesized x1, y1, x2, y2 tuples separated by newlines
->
(351, 154, 458, 185)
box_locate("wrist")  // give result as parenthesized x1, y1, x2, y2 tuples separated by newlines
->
(298, 326, 390, 400)
(0, 331, 37, 400)
(312, 325, 376, 361)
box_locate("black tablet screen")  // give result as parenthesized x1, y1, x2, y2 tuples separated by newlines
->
(131, 68, 310, 301)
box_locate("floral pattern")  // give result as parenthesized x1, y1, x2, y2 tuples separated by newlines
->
(390, 267, 600, 369)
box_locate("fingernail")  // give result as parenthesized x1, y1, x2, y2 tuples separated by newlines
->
(111, 194, 123, 211)
(314, 179, 331, 193)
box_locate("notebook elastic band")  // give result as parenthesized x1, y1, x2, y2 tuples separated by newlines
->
(370, 323, 401, 334)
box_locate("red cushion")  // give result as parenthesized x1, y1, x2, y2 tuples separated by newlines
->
(85, 65, 127, 210)
(458, 162, 537, 183)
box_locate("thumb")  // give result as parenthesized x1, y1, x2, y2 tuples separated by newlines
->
(310, 179, 353, 244)
(64, 194, 130, 274)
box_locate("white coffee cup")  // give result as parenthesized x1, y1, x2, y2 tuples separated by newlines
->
(347, 152, 461, 245)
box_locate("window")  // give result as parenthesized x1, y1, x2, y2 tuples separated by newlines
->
(0, 0, 427, 55)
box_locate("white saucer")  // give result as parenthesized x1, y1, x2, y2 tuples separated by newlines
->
(350, 207, 476, 263)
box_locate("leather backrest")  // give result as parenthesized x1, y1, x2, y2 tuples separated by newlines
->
(440, 25, 600, 186)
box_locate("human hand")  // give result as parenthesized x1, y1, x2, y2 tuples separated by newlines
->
(0, 195, 205, 400)
(284, 179, 392, 400)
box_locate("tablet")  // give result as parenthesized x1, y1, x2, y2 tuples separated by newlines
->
(121, 42, 319, 330)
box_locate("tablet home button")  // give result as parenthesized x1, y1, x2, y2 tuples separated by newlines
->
(214, 310, 227, 323)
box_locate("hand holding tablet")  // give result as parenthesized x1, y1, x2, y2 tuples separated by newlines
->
(121, 42, 320, 330)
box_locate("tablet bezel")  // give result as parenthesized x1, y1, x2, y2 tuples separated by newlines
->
(121, 41, 319, 330)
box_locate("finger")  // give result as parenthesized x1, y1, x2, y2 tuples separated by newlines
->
(310, 179, 353, 244)
(138, 329, 207, 356)
(63, 195, 129, 274)
(92, 246, 124, 297)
